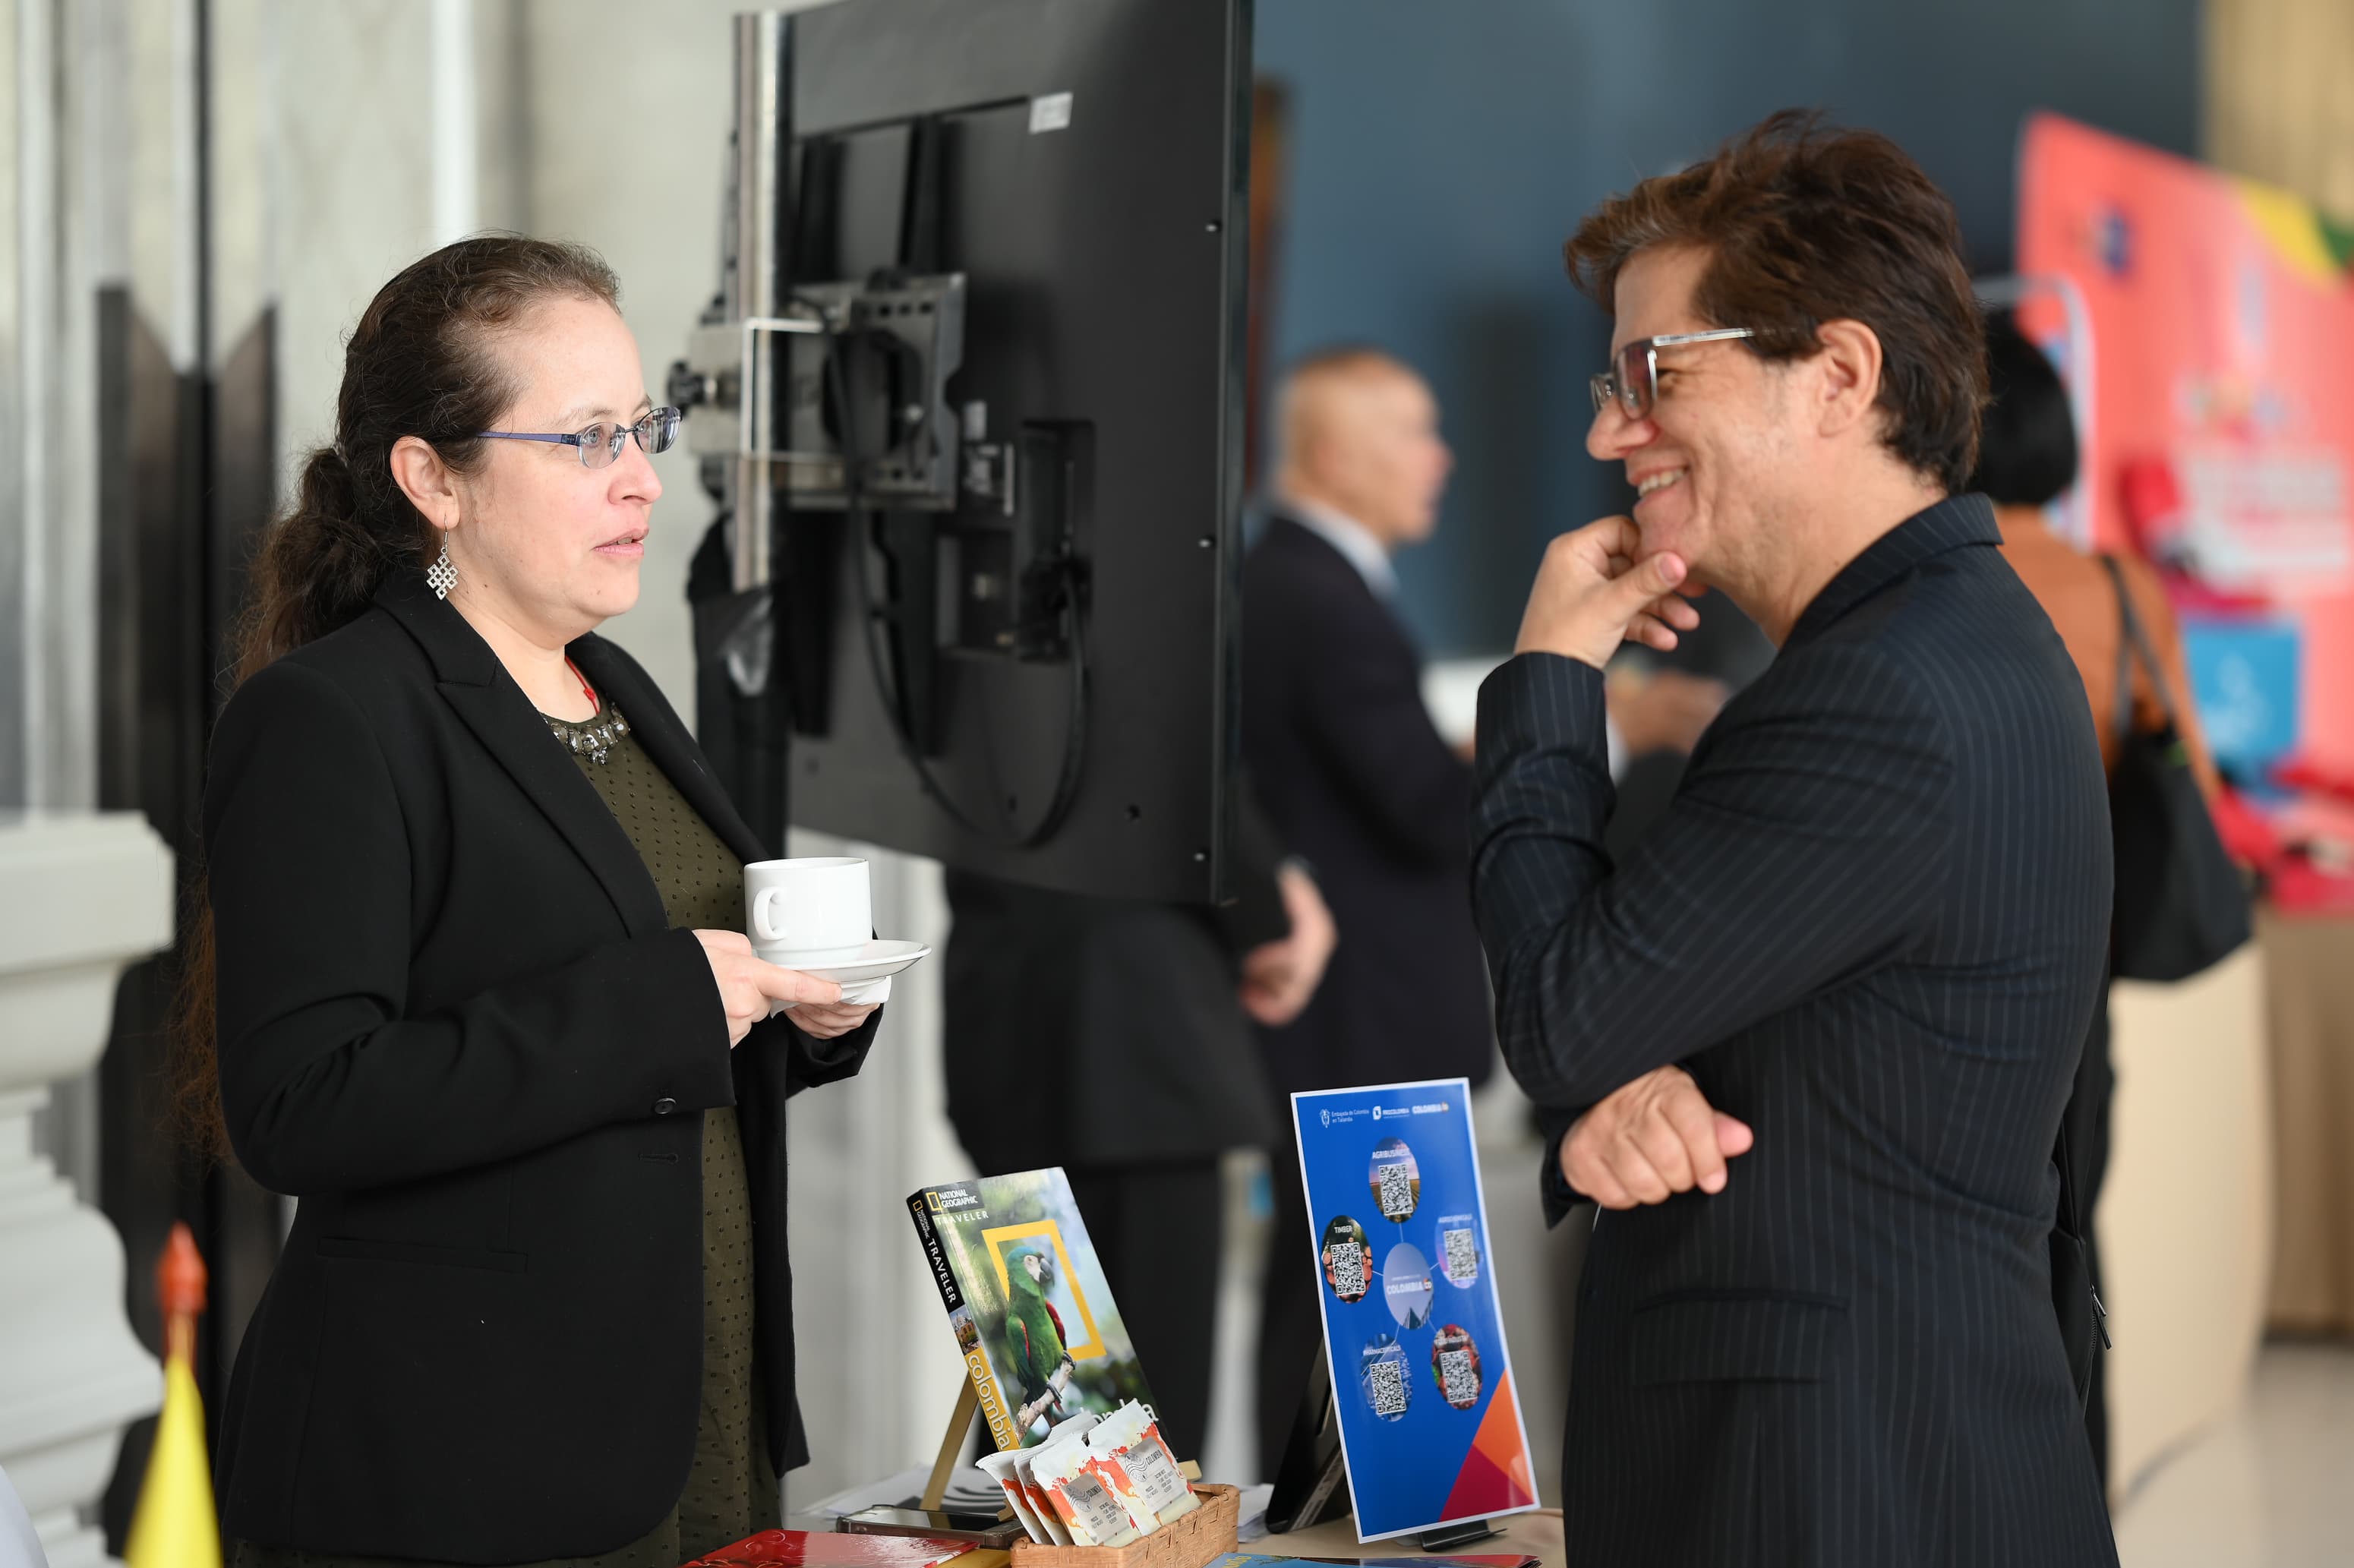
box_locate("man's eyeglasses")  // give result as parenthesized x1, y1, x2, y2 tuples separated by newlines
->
(1589, 329, 1756, 421)
(476, 406, 683, 469)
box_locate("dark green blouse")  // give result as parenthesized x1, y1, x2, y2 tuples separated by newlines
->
(234, 706, 777, 1568)
(563, 711, 778, 1560)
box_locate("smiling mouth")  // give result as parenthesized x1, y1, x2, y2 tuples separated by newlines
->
(1635, 469, 1686, 498)
(596, 530, 647, 550)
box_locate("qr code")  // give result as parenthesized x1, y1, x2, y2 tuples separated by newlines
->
(1377, 1163, 1414, 1218)
(1328, 1240, 1365, 1298)
(1438, 1347, 1479, 1406)
(1368, 1358, 1407, 1418)
(1443, 1227, 1478, 1283)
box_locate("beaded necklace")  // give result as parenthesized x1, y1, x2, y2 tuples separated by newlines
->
(542, 658, 630, 764)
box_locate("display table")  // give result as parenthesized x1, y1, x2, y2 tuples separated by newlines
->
(2101, 938, 2273, 1497)
(1260, 1510, 1564, 1568)
(2259, 904, 2354, 1334)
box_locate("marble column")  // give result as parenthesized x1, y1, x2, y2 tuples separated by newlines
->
(0, 813, 175, 1568)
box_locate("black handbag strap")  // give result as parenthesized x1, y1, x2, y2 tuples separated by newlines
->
(2100, 554, 2184, 742)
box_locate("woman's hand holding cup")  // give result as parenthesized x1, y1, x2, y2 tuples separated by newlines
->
(781, 998, 881, 1040)
(693, 929, 843, 1046)
(737, 857, 884, 1040)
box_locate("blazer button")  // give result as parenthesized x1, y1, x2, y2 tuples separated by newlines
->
(652, 1097, 677, 1115)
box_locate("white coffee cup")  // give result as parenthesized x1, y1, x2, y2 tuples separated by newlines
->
(743, 856, 871, 965)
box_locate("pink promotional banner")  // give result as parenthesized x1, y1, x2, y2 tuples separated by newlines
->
(2015, 112, 2354, 768)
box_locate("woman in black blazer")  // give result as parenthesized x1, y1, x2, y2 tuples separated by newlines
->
(188, 238, 879, 1566)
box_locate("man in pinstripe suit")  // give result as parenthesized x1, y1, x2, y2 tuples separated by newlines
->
(1472, 114, 2118, 1563)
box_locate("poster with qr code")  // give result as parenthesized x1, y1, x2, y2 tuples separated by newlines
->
(1291, 1079, 1538, 1541)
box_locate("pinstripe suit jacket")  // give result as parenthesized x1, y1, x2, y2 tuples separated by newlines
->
(1471, 496, 2118, 1566)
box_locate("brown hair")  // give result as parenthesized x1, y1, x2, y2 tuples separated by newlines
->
(1562, 109, 1987, 494)
(171, 235, 622, 1163)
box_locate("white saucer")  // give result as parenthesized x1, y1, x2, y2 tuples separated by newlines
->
(762, 939, 931, 1013)
(768, 938, 931, 984)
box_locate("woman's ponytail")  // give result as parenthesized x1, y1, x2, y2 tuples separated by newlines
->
(232, 444, 388, 681)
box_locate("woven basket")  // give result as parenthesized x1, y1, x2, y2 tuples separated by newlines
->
(1007, 1484, 1240, 1568)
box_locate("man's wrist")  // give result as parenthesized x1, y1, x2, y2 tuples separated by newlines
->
(1513, 635, 1612, 670)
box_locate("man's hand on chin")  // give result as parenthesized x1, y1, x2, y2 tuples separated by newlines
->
(1561, 1064, 1755, 1209)
(1514, 515, 1703, 668)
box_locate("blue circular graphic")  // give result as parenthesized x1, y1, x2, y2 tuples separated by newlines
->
(1381, 1241, 1434, 1329)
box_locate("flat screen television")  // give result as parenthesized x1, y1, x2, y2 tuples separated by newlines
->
(677, 0, 1253, 904)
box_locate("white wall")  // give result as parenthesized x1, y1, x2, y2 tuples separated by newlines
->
(269, 0, 802, 721)
(4, 0, 129, 814)
(273, 2, 441, 494)
(12, 0, 145, 1203)
(515, 0, 769, 711)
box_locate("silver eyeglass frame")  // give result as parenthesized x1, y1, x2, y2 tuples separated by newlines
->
(1590, 329, 1756, 420)
(476, 406, 683, 469)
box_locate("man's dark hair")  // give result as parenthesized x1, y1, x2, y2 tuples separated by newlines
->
(1970, 311, 2078, 507)
(1563, 109, 1988, 494)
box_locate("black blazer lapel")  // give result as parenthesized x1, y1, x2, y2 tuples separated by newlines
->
(569, 634, 772, 867)
(372, 574, 671, 936)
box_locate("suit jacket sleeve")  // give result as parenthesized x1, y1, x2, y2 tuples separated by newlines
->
(1532, 1102, 1587, 1225)
(759, 1005, 879, 1095)
(206, 658, 739, 1196)
(1292, 592, 1473, 871)
(1471, 649, 1955, 1114)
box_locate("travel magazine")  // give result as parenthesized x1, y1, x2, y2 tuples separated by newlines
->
(906, 1168, 1156, 1451)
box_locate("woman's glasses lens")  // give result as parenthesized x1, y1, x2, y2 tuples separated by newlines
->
(576, 409, 682, 467)
(642, 407, 680, 456)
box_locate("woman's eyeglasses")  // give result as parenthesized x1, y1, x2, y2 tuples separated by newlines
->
(476, 406, 683, 469)
(1589, 329, 1756, 421)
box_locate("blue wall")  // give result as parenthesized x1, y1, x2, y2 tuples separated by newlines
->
(1252, 0, 2199, 655)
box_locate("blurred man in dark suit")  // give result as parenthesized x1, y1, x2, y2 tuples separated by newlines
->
(1475, 114, 2116, 1564)
(1239, 349, 1489, 1475)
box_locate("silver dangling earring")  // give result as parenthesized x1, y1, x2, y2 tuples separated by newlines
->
(427, 538, 456, 601)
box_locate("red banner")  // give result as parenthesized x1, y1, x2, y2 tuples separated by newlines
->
(2016, 112, 2354, 767)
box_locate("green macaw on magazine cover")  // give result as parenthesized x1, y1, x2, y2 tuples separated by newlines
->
(1002, 1245, 1077, 1432)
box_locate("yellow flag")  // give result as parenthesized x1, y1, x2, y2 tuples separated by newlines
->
(123, 1351, 221, 1568)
